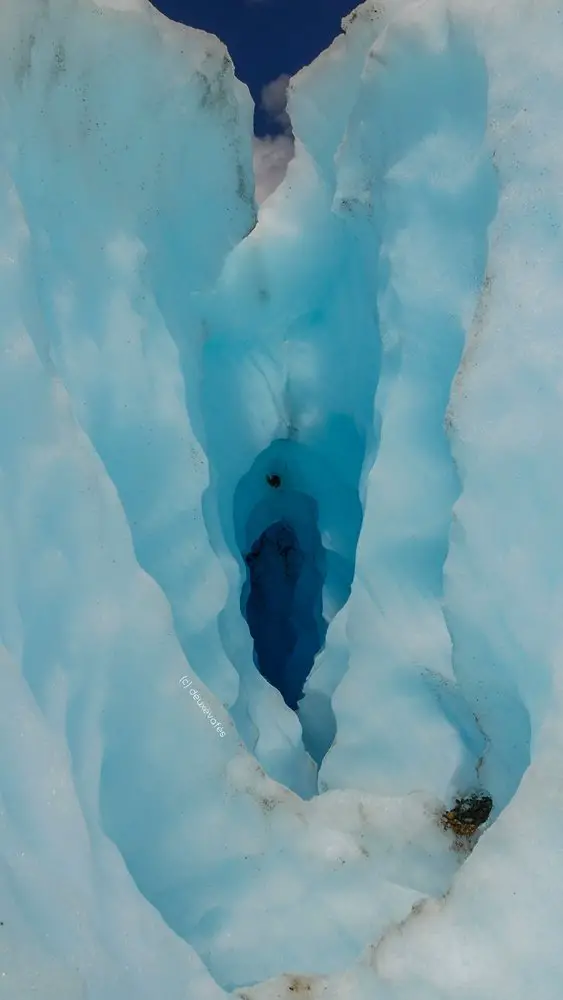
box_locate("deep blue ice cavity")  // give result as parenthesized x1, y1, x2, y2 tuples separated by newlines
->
(240, 474, 328, 710)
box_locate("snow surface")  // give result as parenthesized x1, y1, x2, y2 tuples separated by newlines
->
(1, 0, 563, 997)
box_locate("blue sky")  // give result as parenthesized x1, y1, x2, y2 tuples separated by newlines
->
(150, 0, 358, 135)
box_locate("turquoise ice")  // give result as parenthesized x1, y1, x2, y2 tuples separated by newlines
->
(1, 0, 562, 997)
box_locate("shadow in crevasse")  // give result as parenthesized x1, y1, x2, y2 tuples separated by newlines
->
(232, 431, 369, 769)
(242, 513, 327, 712)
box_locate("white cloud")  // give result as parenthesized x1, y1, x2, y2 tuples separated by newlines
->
(253, 134, 294, 204)
(260, 73, 292, 133)
(253, 73, 295, 203)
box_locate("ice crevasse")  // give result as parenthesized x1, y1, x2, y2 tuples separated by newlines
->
(1, 0, 563, 996)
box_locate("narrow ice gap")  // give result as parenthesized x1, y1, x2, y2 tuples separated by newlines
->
(9, 0, 527, 820)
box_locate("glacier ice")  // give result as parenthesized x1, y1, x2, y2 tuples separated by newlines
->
(1, 0, 563, 997)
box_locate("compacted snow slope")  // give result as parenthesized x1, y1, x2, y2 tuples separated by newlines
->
(1, 0, 563, 997)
